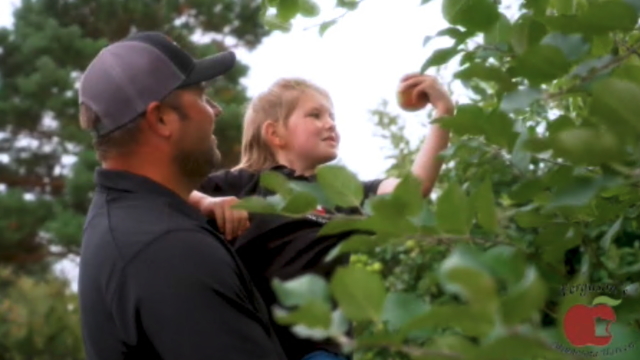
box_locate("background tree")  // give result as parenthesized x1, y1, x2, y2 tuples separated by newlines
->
(242, 1, 640, 359)
(0, 0, 269, 358)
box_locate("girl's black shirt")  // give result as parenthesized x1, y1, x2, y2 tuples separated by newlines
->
(198, 165, 383, 360)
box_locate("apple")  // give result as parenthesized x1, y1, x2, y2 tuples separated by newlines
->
(397, 83, 429, 112)
(563, 304, 616, 347)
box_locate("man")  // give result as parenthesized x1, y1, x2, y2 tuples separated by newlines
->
(77, 31, 287, 360)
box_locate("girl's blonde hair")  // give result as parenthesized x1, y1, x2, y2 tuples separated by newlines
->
(233, 78, 331, 172)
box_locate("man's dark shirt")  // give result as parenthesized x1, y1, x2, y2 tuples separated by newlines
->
(78, 169, 287, 360)
(198, 166, 382, 360)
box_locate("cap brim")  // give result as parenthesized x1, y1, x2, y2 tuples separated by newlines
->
(180, 51, 236, 88)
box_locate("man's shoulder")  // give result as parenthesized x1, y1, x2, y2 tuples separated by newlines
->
(83, 190, 220, 263)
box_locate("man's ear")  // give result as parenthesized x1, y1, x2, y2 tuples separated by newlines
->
(262, 120, 284, 148)
(143, 101, 171, 138)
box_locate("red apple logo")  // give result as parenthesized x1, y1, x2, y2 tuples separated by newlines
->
(563, 295, 621, 347)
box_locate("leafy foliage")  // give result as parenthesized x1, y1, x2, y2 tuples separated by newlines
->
(257, 1, 640, 359)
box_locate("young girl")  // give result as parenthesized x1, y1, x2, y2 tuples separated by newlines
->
(189, 74, 454, 360)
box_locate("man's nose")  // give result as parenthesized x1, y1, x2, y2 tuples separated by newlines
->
(207, 98, 223, 117)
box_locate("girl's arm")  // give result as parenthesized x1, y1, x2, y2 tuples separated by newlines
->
(377, 75, 454, 198)
(189, 169, 256, 240)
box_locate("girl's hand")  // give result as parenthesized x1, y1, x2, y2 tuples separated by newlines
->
(200, 196, 250, 240)
(398, 74, 455, 116)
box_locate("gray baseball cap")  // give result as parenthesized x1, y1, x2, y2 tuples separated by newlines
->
(78, 31, 236, 137)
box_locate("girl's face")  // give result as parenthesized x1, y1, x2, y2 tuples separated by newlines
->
(280, 91, 339, 170)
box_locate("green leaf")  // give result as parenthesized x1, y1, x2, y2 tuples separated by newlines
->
(547, 114, 575, 135)
(612, 63, 640, 85)
(272, 274, 331, 308)
(535, 224, 582, 265)
(280, 191, 318, 215)
(484, 13, 512, 45)
(402, 305, 495, 337)
(316, 165, 364, 208)
(524, 0, 550, 16)
(514, 209, 552, 228)
(548, 175, 622, 209)
(367, 195, 420, 236)
(514, 44, 572, 84)
(481, 245, 528, 288)
(318, 20, 337, 36)
(511, 130, 533, 172)
(624, 0, 640, 12)
(325, 234, 394, 261)
(540, 33, 589, 61)
(509, 178, 546, 204)
(483, 110, 519, 150)
(298, 0, 320, 17)
(589, 78, 640, 135)
(263, 14, 293, 32)
(260, 171, 291, 195)
(579, 0, 638, 34)
(434, 104, 486, 136)
(274, 300, 332, 328)
(442, 0, 500, 32)
(435, 182, 472, 235)
(389, 175, 424, 216)
(511, 15, 548, 54)
(411, 200, 438, 233)
(435, 27, 465, 38)
(500, 266, 548, 325)
(439, 247, 499, 307)
(592, 295, 622, 307)
(330, 266, 387, 321)
(478, 332, 560, 360)
(276, 0, 300, 22)
(454, 63, 516, 92)
(427, 335, 478, 358)
(317, 217, 369, 236)
(420, 47, 460, 72)
(422, 35, 434, 47)
(549, 127, 624, 165)
(233, 195, 281, 213)
(551, 0, 576, 15)
(471, 178, 498, 233)
(336, 0, 359, 10)
(500, 87, 542, 113)
(381, 292, 429, 330)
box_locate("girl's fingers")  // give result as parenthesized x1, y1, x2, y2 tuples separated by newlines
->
(224, 207, 236, 240)
(398, 76, 426, 92)
(213, 205, 225, 234)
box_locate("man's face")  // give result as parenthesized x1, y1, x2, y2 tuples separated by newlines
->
(169, 85, 223, 183)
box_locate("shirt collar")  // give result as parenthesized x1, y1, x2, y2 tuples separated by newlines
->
(94, 168, 206, 221)
(267, 164, 316, 181)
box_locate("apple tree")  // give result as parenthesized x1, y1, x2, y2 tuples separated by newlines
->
(236, 0, 640, 359)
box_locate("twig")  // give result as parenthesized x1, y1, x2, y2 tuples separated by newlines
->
(303, 0, 367, 31)
(545, 41, 640, 100)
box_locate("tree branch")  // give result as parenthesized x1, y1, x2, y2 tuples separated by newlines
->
(545, 41, 640, 100)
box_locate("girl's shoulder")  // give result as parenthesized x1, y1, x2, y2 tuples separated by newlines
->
(198, 168, 260, 197)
